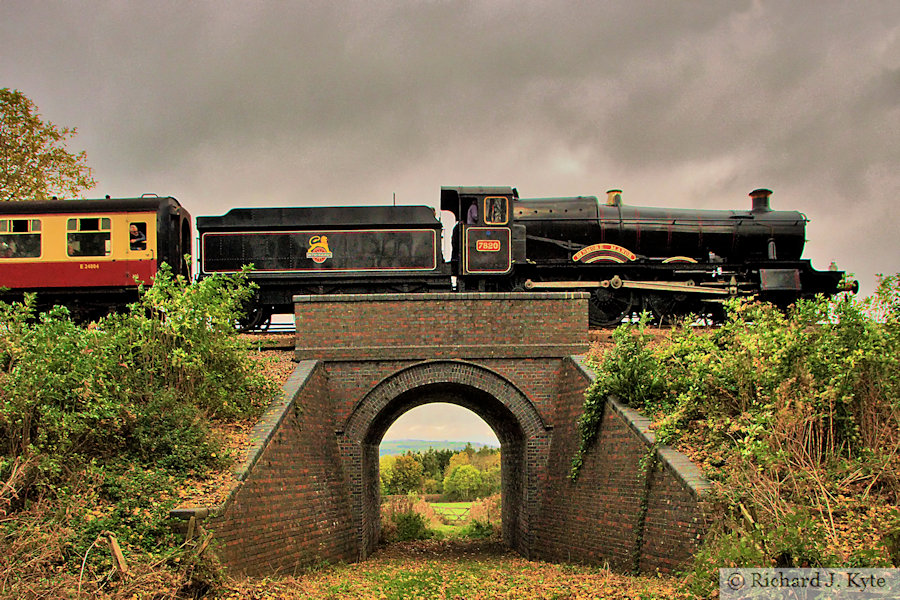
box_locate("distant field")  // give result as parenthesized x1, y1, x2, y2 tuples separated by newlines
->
(430, 502, 472, 510)
(379, 439, 499, 456)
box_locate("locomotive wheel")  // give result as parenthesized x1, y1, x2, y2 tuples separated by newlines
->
(589, 287, 635, 328)
(646, 293, 688, 326)
(237, 304, 271, 332)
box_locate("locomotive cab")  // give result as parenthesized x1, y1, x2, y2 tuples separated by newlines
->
(440, 186, 523, 284)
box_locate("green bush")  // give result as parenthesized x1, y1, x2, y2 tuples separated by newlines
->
(460, 519, 497, 540)
(0, 264, 278, 595)
(392, 511, 432, 542)
(573, 276, 900, 595)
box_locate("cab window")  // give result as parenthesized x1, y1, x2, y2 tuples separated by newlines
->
(129, 222, 148, 251)
(67, 217, 111, 257)
(483, 196, 508, 225)
(0, 218, 41, 258)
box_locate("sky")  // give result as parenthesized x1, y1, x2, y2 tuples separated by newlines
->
(2, 1, 898, 443)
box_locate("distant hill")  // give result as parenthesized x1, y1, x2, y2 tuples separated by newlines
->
(380, 439, 499, 457)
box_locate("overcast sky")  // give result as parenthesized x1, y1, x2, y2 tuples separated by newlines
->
(3, 1, 898, 443)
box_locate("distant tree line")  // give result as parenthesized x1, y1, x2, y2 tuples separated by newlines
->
(380, 443, 500, 501)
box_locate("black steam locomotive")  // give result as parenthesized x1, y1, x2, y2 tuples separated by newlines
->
(196, 186, 854, 328)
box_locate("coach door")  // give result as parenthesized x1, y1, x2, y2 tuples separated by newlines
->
(125, 216, 155, 284)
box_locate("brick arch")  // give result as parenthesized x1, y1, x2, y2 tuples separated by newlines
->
(338, 360, 551, 559)
(343, 360, 548, 442)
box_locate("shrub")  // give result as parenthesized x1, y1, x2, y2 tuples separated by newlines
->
(380, 495, 437, 542)
(469, 493, 501, 526)
(573, 279, 900, 595)
(0, 265, 277, 595)
(393, 511, 431, 542)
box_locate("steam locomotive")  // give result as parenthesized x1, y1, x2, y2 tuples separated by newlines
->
(195, 186, 854, 328)
(0, 186, 854, 328)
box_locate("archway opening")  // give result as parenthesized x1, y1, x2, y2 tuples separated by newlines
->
(361, 382, 528, 552)
(379, 403, 501, 537)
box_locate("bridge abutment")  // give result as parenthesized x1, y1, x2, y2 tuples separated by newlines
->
(173, 292, 711, 576)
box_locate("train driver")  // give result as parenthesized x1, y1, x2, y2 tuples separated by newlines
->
(466, 199, 478, 224)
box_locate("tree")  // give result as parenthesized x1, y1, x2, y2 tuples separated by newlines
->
(443, 464, 483, 501)
(471, 446, 500, 472)
(420, 448, 453, 482)
(382, 453, 424, 495)
(444, 450, 470, 478)
(0, 88, 96, 201)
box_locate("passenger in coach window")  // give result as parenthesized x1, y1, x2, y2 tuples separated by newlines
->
(130, 224, 147, 251)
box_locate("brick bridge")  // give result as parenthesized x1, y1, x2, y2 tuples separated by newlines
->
(172, 293, 710, 576)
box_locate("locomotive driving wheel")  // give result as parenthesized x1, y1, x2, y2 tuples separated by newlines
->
(646, 291, 689, 327)
(589, 284, 635, 328)
(237, 303, 272, 332)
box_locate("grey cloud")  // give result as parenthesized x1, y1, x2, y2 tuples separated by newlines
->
(0, 0, 897, 295)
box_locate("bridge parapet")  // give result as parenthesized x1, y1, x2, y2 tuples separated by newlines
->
(293, 292, 590, 360)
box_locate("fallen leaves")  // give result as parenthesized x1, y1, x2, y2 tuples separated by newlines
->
(218, 540, 689, 599)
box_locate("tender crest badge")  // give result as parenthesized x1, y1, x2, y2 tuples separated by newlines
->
(306, 235, 333, 264)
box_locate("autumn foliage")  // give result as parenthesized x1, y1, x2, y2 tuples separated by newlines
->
(0, 88, 96, 201)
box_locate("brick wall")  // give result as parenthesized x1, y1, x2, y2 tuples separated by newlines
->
(171, 361, 356, 576)
(336, 359, 554, 559)
(172, 292, 710, 576)
(533, 357, 710, 573)
(294, 292, 590, 361)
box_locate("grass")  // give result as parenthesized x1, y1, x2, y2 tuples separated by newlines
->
(430, 502, 473, 535)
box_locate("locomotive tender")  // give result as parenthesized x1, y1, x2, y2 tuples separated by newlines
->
(0, 186, 852, 328)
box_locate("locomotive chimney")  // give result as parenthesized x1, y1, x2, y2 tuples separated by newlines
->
(750, 188, 772, 212)
(606, 189, 622, 207)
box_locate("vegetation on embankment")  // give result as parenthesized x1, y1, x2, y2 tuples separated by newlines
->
(380, 493, 501, 543)
(0, 266, 277, 599)
(575, 274, 900, 597)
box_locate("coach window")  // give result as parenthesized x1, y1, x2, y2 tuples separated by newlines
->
(67, 217, 111, 257)
(0, 218, 41, 258)
(483, 196, 508, 225)
(129, 222, 148, 251)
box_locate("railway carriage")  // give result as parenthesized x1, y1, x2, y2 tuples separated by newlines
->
(0, 196, 191, 318)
